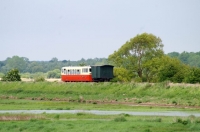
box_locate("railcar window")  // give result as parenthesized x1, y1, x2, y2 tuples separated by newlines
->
(89, 68, 91, 72)
(82, 68, 88, 73)
(66, 70, 69, 75)
(77, 69, 80, 74)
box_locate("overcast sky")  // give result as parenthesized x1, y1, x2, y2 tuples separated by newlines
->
(1, 0, 200, 61)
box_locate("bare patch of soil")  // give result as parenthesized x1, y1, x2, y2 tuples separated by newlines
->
(0, 115, 44, 121)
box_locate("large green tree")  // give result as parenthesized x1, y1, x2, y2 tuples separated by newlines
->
(108, 33, 164, 81)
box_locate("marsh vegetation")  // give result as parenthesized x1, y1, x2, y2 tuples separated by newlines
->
(0, 81, 200, 131)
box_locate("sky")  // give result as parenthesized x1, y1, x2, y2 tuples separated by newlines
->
(1, 0, 200, 61)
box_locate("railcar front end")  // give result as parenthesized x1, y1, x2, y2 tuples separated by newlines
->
(61, 66, 92, 82)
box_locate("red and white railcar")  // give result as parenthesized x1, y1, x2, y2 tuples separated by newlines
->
(61, 66, 92, 82)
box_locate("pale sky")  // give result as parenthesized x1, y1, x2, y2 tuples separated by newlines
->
(1, 0, 200, 61)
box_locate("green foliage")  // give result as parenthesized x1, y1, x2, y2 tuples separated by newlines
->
(79, 62, 87, 66)
(1, 52, 200, 84)
(0, 56, 109, 74)
(113, 67, 132, 82)
(168, 51, 200, 67)
(114, 116, 127, 122)
(151, 56, 188, 83)
(0, 73, 4, 78)
(34, 76, 45, 82)
(167, 52, 180, 58)
(108, 33, 164, 81)
(176, 118, 190, 125)
(2, 56, 28, 73)
(54, 114, 60, 120)
(1, 69, 21, 81)
(184, 67, 200, 83)
(20, 72, 32, 78)
(47, 69, 60, 78)
(32, 72, 46, 79)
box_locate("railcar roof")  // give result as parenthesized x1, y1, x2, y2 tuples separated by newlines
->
(62, 66, 91, 68)
(61, 65, 113, 69)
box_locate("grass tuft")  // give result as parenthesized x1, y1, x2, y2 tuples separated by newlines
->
(114, 116, 127, 122)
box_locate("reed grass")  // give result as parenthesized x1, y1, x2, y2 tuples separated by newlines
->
(0, 113, 200, 132)
(0, 81, 200, 107)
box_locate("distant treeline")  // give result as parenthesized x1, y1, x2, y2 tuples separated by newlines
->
(0, 51, 200, 74)
(167, 51, 200, 68)
(0, 57, 109, 74)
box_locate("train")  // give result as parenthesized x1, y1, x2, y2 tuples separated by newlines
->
(61, 65, 114, 82)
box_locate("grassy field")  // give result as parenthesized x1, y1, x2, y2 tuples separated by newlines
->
(0, 113, 200, 132)
(0, 81, 200, 109)
(0, 81, 200, 131)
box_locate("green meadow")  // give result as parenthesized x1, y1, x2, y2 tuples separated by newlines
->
(0, 81, 200, 131)
(0, 113, 200, 132)
(0, 81, 200, 109)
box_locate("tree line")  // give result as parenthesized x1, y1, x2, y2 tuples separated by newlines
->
(0, 57, 109, 79)
(1, 33, 200, 83)
(167, 51, 200, 67)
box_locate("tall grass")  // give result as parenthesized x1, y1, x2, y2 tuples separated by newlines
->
(0, 81, 200, 106)
(0, 113, 200, 132)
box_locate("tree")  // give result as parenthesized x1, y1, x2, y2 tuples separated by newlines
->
(108, 33, 164, 81)
(184, 67, 200, 84)
(49, 57, 58, 62)
(79, 62, 87, 66)
(2, 56, 27, 73)
(1, 69, 21, 81)
(167, 51, 200, 68)
(112, 67, 133, 82)
(156, 56, 188, 83)
(167, 52, 179, 58)
(47, 69, 60, 78)
(187, 54, 200, 67)
(178, 51, 190, 64)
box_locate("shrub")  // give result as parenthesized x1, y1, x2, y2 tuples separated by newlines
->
(54, 114, 60, 120)
(114, 116, 127, 122)
(184, 67, 200, 84)
(34, 76, 45, 82)
(47, 69, 60, 78)
(1, 69, 21, 81)
(176, 118, 189, 125)
(77, 113, 85, 116)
